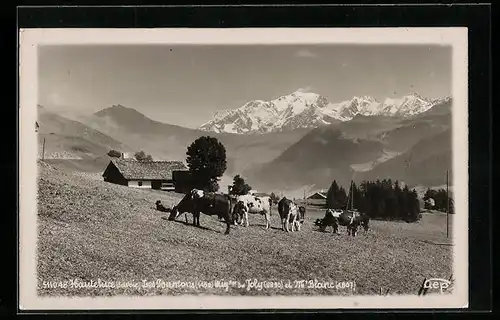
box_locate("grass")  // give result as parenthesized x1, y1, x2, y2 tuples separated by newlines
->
(36, 161, 454, 297)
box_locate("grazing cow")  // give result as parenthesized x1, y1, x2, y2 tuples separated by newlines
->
(232, 194, 271, 229)
(168, 189, 234, 235)
(155, 200, 170, 213)
(315, 209, 340, 233)
(332, 209, 370, 237)
(277, 197, 300, 232)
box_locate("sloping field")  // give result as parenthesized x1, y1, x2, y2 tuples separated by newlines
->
(37, 161, 453, 297)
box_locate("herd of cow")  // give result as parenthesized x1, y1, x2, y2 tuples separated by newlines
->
(156, 188, 370, 237)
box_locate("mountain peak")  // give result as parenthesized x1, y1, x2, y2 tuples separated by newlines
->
(199, 91, 449, 134)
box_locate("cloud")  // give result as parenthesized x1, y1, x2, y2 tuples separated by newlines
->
(341, 62, 348, 68)
(296, 86, 313, 93)
(294, 49, 319, 59)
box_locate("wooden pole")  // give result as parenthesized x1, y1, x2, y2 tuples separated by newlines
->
(446, 170, 449, 238)
(42, 137, 46, 161)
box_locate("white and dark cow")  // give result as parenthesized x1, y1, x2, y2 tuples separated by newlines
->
(232, 194, 271, 229)
(168, 189, 234, 235)
(277, 197, 301, 232)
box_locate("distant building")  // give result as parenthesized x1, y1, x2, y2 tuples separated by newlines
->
(102, 159, 191, 193)
(307, 191, 327, 200)
(120, 152, 134, 159)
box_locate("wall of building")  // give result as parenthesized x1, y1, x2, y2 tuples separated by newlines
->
(128, 180, 152, 189)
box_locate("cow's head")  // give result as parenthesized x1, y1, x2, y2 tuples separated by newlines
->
(191, 189, 204, 199)
(168, 192, 194, 220)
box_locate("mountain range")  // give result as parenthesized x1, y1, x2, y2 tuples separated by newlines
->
(37, 90, 452, 194)
(199, 90, 451, 134)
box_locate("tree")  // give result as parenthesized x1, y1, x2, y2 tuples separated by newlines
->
(230, 175, 252, 195)
(186, 136, 227, 192)
(108, 149, 122, 158)
(326, 180, 341, 209)
(407, 189, 421, 222)
(134, 150, 153, 162)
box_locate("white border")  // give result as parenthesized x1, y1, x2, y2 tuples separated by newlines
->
(19, 28, 468, 310)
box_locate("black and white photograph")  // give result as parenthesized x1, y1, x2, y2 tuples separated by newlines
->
(19, 28, 468, 310)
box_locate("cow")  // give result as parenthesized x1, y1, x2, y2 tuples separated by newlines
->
(315, 209, 341, 233)
(168, 189, 234, 235)
(155, 200, 170, 213)
(277, 197, 300, 232)
(232, 194, 271, 229)
(318, 209, 369, 237)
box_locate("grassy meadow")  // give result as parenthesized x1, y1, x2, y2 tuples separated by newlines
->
(36, 161, 454, 297)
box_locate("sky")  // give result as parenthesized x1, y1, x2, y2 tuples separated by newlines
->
(38, 44, 451, 129)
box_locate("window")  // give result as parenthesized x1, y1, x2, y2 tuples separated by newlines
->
(138, 181, 143, 186)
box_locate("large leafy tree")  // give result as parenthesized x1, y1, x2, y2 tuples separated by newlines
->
(186, 136, 227, 192)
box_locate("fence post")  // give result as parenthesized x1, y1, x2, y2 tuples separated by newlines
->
(41, 137, 46, 161)
(418, 277, 427, 296)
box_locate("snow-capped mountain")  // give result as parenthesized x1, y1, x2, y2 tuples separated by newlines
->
(199, 90, 451, 134)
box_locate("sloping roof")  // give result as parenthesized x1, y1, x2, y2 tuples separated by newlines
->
(108, 159, 188, 180)
(307, 191, 327, 199)
(252, 192, 270, 197)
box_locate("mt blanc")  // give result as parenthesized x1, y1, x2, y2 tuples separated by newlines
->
(199, 90, 451, 134)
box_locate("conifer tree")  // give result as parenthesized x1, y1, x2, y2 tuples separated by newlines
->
(326, 180, 340, 209)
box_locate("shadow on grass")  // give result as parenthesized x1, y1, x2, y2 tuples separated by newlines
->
(163, 216, 233, 235)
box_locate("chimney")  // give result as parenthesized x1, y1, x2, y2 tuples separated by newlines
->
(121, 152, 124, 159)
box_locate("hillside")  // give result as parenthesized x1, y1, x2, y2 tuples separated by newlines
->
(78, 104, 308, 175)
(39, 97, 452, 191)
(245, 103, 451, 192)
(247, 128, 385, 191)
(37, 161, 453, 297)
(358, 129, 452, 187)
(37, 105, 135, 171)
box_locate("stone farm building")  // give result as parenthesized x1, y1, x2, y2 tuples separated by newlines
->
(102, 159, 191, 193)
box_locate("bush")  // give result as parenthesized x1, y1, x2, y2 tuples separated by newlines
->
(108, 149, 122, 158)
(134, 151, 153, 162)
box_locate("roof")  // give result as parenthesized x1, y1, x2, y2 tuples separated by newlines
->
(307, 191, 327, 199)
(252, 192, 270, 197)
(107, 159, 188, 180)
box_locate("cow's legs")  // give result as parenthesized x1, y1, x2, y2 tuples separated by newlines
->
(244, 211, 249, 227)
(192, 212, 197, 226)
(264, 213, 270, 230)
(223, 215, 231, 235)
(194, 211, 200, 227)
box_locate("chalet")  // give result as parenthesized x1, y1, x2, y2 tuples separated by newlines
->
(307, 191, 327, 200)
(102, 159, 191, 193)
